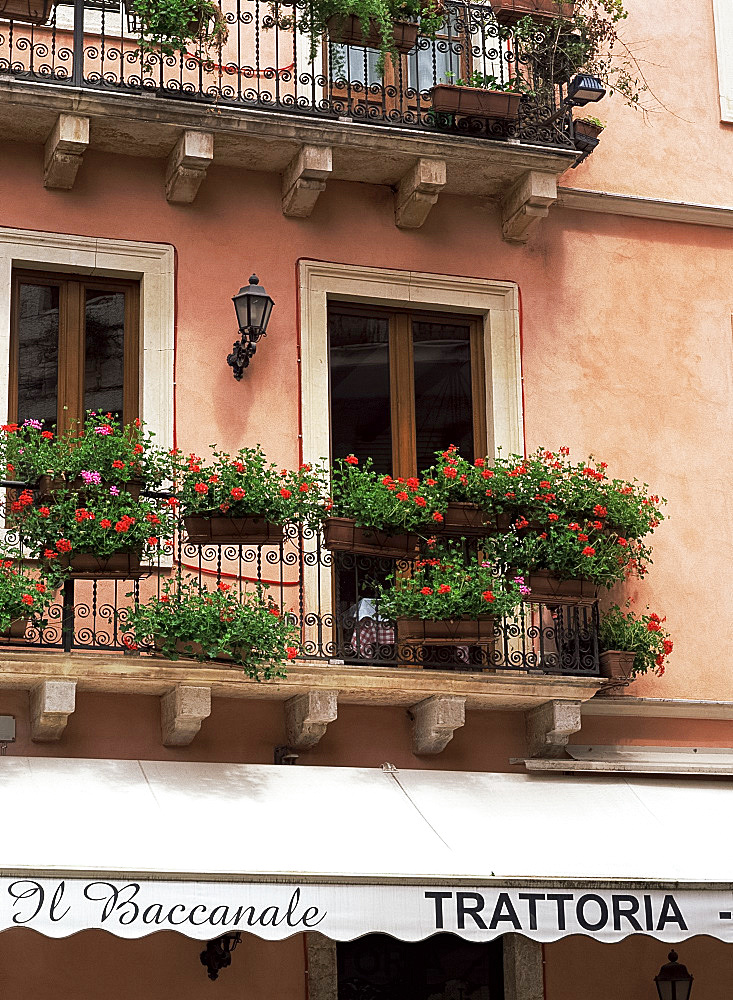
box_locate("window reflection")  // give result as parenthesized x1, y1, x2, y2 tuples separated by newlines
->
(16, 283, 59, 430)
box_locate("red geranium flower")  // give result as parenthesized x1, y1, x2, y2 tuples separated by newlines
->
(420, 586, 433, 595)
(230, 487, 245, 500)
(56, 538, 72, 553)
(396, 491, 409, 501)
(482, 590, 495, 602)
(437, 584, 451, 594)
(280, 488, 291, 499)
(21, 594, 33, 606)
(286, 647, 298, 660)
(194, 482, 208, 494)
(41, 431, 53, 439)
(581, 546, 596, 556)
(345, 455, 359, 465)
(432, 512, 444, 522)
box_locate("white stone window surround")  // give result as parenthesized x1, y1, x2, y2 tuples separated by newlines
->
(298, 260, 525, 469)
(0, 227, 174, 449)
(713, 0, 733, 122)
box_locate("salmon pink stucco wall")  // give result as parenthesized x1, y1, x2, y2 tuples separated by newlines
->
(561, 0, 733, 205)
(0, 141, 731, 703)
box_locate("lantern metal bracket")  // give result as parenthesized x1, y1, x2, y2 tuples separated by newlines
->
(200, 933, 242, 980)
(227, 330, 266, 380)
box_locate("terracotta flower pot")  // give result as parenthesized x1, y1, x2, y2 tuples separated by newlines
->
(0, 0, 53, 22)
(56, 551, 144, 579)
(434, 503, 520, 537)
(574, 119, 604, 140)
(524, 569, 598, 604)
(326, 14, 418, 54)
(599, 649, 636, 680)
(0, 617, 29, 641)
(323, 517, 419, 558)
(491, 0, 574, 25)
(155, 637, 235, 664)
(430, 84, 522, 120)
(184, 513, 284, 546)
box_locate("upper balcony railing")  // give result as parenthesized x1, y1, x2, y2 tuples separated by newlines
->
(1, 519, 600, 676)
(0, 0, 576, 148)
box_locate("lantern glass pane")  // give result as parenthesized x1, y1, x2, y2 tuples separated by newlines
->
(656, 980, 673, 1000)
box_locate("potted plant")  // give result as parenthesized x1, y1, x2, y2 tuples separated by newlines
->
(176, 446, 322, 546)
(574, 113, 604, 140)
(124, 576, 299, 680)
(491, 0, 574, 26)
(0, 0, 54, 24)
(295, 0, 444, 70)
(431, 72, 525, 120)
(377, 545, 525, 656)
(325, 456, 443, 557)
(0, 554, 57, 641)
(13, 489, 172, 579)
(599, 601, 673, 679)
(127, 0, 228, 59)
(489, 521, 652, 601)
(420, 445, 532, 537)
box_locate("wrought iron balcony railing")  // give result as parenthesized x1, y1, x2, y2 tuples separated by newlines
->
(2, 521, 600, 676)
(0, 0, 577, 148)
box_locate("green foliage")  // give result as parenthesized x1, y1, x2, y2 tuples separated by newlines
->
(292, 0, 444, 72)
(125, 576, 298, 679)
(444, 70, 532, 94)
(12, 489, 173, 560)
(377, 542, 525, 620)
(600, 601, 673, 676)
(0, 413, 175, 488)
(174, 446, 325, 524)
(488, 523, 646, 588)
(0, 553, 58, 633)
(510, 0, 647, 110)
(329, 456, 444, 534)
(576, 114, 605, 127)
(129, 0, 228, 58)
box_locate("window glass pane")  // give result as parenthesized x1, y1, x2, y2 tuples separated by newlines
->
(16, 282, 60, 430)
(408, 22, 460, 91)
(333, 43, 382, 85)
(328, 311, 392, 473)
(413, 319, 474, 471)
(337, 933, 504, 1000)
(84, 288, 125, 420)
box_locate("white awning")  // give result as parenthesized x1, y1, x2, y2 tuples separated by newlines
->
(1, 756, 732, 943)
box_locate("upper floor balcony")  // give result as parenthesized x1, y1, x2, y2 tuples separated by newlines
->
(0, 0, 590, 237)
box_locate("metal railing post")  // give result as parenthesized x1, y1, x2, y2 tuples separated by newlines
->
(72, 0, 84, 88)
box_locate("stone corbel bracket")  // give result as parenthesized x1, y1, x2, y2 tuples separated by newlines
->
(44, 113, 90, 191)
(165, 130, 214, 204)
(30, 679, 76, 742)
(410, 694, 465, 756)
(501, 169, 558, 244)
(285, 690, 338, 751)
(282, 145, 333, 218)
(161, 684, 212, 746)
(394, 157, 447, 229)
(525, 699, 581, 759)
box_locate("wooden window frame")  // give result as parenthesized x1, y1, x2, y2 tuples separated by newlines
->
(9, 270, 140, 435)
(328, 301, 487, 478)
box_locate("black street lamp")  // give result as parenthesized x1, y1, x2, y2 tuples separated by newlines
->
(655, 950, 694, 1000)
(227, 274, 275, 380)
(566, 73, 606, 106)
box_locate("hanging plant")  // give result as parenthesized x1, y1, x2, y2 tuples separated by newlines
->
(291, 0, 445, 73)
(128, 0, 229, 59)
(599, 601, 673, 677)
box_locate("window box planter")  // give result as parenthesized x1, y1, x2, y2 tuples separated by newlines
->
(153, 637, 235, 664)
(430, 85, 522, 120)
(573, 118, 604, 156)
(396, 614, 496, 644)
(524, 569, 598, 604)
(55, 551, 144, 579)
(323, 517, 419, 559)
(0, 0, 53, 22)
(599, 649, 635, 681)
(491, 0, 574, 25)
(433, 503, 518, 538)
(184, 513, 284, 547)
(326, 13, 419, 53)
(35, 475, 144, 502)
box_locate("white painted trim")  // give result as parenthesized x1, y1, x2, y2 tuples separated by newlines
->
(582, 696, 733, 721)
(713, 0, 733, 123)
(0, 228, 174, 451)
(298, 260, 524, 469)
(557, 187, 733, 228)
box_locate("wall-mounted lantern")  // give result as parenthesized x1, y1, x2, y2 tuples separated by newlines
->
(655, 950, 694, 1000)
(227, 274, 275, 380)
